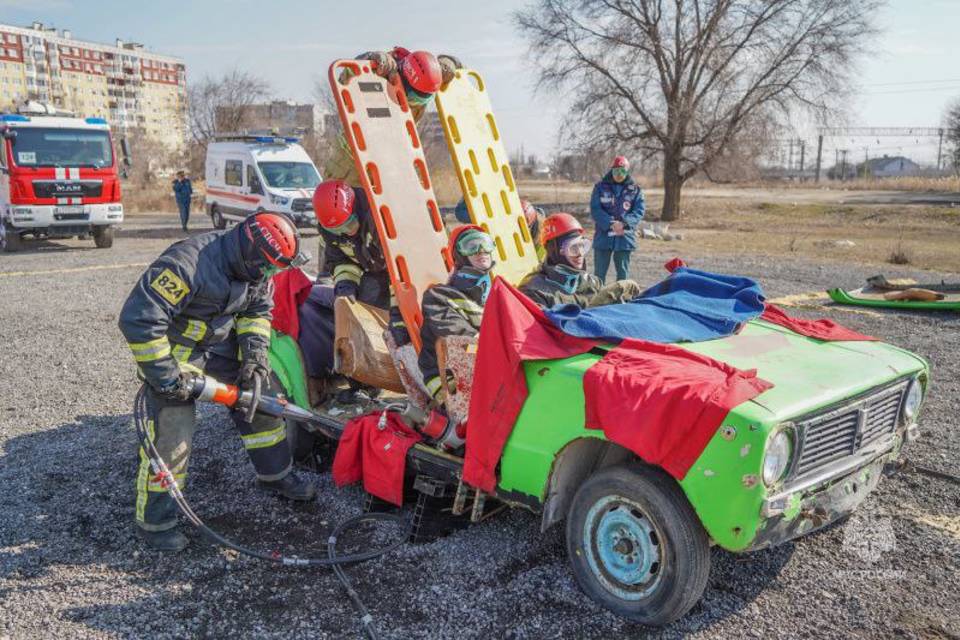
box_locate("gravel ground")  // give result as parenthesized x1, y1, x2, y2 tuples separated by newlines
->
(1, 217, 958, 639)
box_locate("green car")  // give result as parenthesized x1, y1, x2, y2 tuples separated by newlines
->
(268, 313, 928, 626)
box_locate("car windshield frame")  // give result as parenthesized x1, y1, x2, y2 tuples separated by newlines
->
(10, 127, 114, 169)
(257, 161, 321, 189)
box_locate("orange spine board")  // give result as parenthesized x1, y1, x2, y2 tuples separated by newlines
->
(328, 59, 452, 352)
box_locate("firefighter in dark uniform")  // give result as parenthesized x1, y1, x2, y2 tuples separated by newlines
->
(418, 224, 495, 403)
(296, 180, 409, 386)
(118, 212, 315, 552)
(519, 212, 641, 309)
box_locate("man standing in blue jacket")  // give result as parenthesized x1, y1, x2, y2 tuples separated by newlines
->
(172, 171, 193, 231)
(589, 156, 645, 283)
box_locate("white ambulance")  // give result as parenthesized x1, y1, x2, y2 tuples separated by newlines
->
(204, 134, 320, 229)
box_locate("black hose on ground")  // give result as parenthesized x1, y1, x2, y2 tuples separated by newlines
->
(134, 385, 410, 640)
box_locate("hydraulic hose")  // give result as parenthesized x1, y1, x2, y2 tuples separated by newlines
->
(133, 384, 410, 640)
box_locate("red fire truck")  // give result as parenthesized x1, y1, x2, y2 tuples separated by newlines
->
(1, 104, 126, 252)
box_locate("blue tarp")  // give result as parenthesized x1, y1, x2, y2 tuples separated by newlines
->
(543, 267, 766, 343)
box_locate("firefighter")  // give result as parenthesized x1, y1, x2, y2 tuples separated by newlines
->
(118, 212, 314, 552)
(454, 198, 544, 260)
(297, 180, 408, 385)
(326, 48, 462, 183)
(520, 199, 546, 262)
(519, 212, 641, 309)
(418, 225, 495, 404)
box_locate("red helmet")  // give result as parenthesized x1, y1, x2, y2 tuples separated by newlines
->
(243, 211, 300, 267)
(612, 155, 629, 169)
(448, 224, 485, 259)
(540, 213, 583, 244)
(313, 180, 355, 229)
(520, 199, 539, 227)
(399, 51, 443, 95)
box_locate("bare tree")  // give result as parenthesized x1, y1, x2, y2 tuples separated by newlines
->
(946, 98, 960, 176)
(516, 0, 881, 220)
(187, 69, 271, 143)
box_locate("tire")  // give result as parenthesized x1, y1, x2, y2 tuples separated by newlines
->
(210, 204, 226, 230)
(565, 463, 711, 626)
(93, 225, 114, 248)
(1, 222, 23, 252)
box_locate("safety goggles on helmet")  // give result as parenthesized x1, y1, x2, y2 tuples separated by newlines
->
(405, 87, 434, 107)
(456, 230, 495, 256)
(326, 213, 360, 236)
(611, 167, 629, 180)
(559, 235, 589, 258)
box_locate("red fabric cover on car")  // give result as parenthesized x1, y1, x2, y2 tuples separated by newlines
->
(270, 268, 313, 339)
(760, 304, 877, 342)
(332, 411, 422, 506)
(463, 279, 599, 493)
(583, 340, 773, 480)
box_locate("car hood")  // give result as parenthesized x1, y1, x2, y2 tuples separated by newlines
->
(678, 320, 927, 421)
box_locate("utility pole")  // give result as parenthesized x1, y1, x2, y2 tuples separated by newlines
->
(815, 135, 823, 183)
(840, 149, 848, 182)
(863, 147, 869, 178)
(788, 138, 795, 173)
(937, 128, 944, 172)
(799, 141, 806, 174)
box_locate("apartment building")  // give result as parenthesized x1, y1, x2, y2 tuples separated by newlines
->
(0, 21, 187, 151)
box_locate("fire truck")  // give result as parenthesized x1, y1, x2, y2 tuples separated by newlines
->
(0, 103, 127, 252)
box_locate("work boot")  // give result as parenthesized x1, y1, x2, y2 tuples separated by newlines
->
(258, 470, 316, 501)
(137, 527, 189, 553)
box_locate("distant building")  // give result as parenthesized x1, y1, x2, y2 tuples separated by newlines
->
(861, 155, 922, 178)
(0, 21, 188, 151)
(216, 100, 327, 137)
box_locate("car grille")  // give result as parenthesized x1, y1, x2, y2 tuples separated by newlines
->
(33, 180, 103, 198)
(792, 380, 907, 479)
(291, 198, 313, 212)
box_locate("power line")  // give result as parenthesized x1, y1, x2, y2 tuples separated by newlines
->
(865, 86, 960, 96)
(863, 77, 960, 87)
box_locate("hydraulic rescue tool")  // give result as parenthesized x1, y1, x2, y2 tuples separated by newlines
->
(132, 376, 411, 640)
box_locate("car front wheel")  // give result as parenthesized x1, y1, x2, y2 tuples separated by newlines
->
(565, 463, 711, 626)
(210, 204, 226, 230)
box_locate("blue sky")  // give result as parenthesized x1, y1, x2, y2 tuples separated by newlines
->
(4, 0, 959, 162)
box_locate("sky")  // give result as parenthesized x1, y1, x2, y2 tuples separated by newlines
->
(4, 0, 959, 164)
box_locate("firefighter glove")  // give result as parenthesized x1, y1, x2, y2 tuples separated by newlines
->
(153, 372, 196, 402)
(237, 357, 270, 392)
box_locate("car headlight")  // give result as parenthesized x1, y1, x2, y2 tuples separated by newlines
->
(902, 377, 923, 422)
(270, 194, 289, 206)
(762, 429, 793, 487)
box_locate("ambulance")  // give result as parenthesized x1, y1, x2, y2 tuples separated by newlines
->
(1, 103, 125, 252)
(204, 134, 320, 229)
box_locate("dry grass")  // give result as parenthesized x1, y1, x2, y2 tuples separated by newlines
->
(123, 180, 208, 214)
(736, 175, 960, 193)
(649, 198, 960, 272)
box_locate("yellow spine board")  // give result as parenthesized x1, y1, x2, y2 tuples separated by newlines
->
(435, 70, 539, 284)
(328, 60, 452, 352)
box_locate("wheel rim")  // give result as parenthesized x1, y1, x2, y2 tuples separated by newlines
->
(584, 495, 663, 600)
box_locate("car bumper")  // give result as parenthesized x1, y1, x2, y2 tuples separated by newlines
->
(746, 432, 912, 551)
(6, 203, 123, 228)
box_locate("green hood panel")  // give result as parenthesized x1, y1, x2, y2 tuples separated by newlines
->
(677, 320, 926, 421)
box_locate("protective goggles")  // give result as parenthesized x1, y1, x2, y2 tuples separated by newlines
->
(406, 87, 434, 107)
(559, 235, 589, 258)
(262, 250, 310, 277)
(611, 167, 629, 180)
(326, 214, 360, 236)
(457, 231, 496, 256)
